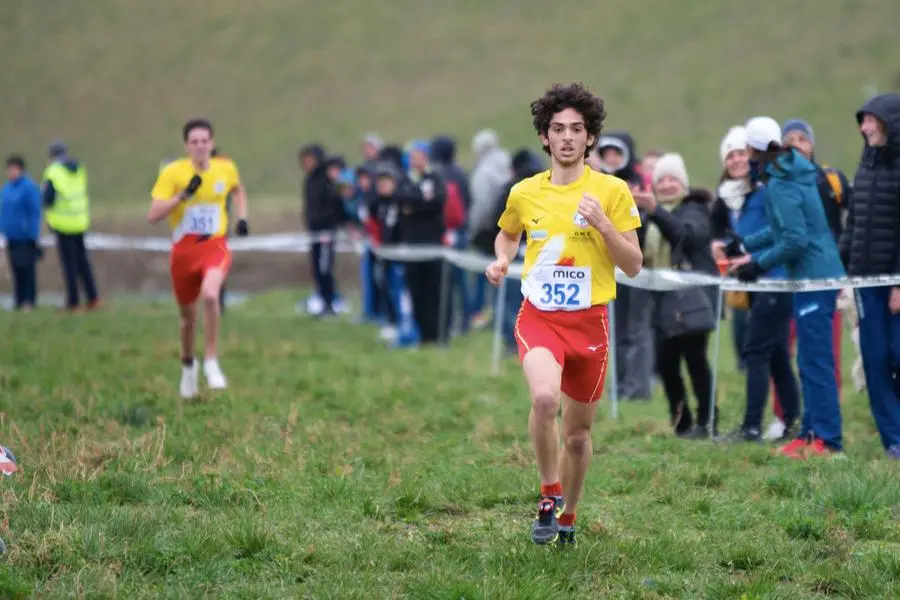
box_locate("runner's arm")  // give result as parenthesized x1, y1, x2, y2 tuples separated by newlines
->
(147, 193, 186, 223)
(231, 181, 248, 220)
(494, 230, 522, 262)
(598, 227, 642, 278)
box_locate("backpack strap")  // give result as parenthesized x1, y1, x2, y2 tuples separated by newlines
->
(823, 168, 843, 205)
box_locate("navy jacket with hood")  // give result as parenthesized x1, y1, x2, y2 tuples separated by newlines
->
(301, 144, 345, 232)
(840, 93, 900, 275)
(430, 135, 471, 212)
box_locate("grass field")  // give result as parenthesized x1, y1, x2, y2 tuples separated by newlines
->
(2, 0, 899, 212)
(1, 293, 898, 598)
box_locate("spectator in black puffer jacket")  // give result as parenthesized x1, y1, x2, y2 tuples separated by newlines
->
(299, 144, 346, 316)
(841, 93, 900, 459)
(403, 140, 446, 345)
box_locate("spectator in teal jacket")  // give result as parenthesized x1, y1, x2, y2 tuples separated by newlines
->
(728, 116, 845, 459)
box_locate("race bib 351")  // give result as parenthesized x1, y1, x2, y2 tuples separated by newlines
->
(182, 205, 221, 236)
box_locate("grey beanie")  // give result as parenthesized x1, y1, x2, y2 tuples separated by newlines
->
(781, 119, 815, 147)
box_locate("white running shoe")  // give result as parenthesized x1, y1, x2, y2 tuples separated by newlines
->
(180, 361, 199, 399)
(203, 358, 228, 390)
(379, 325, 398, 342)
(763, 418, 786, 441)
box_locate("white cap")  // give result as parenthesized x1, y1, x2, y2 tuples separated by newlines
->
(719, 126, 747, 165)
(745, 116, 782, 151)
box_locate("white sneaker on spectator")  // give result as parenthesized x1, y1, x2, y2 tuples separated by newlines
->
(380, 325, 398, 342)
(203, 358, 228, 390)
(180, 361, 199, 399)
(763, 419, 786, 441)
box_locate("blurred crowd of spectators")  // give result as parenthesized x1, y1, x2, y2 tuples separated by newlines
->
(295, 92, 900, 459)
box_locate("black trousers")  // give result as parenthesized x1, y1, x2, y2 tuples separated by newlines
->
(56, 232, 98, 308)
(6, 240, 38, 308)
(375, 258, 396, 324)
(405, 259, 444, 344)
(310, 235, 336, 310)
(657, 331, 716, 433)
(742, 292, 799, 431)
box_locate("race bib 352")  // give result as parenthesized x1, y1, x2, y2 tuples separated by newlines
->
(528, 266, 591, 311)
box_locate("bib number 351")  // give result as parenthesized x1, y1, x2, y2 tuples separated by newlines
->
(183, 205, 220, 235)
(541, 282, 581, 306)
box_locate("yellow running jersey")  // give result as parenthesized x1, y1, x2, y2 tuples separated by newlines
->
(151, 157, 241, 242)
(497, 166, 642, 309)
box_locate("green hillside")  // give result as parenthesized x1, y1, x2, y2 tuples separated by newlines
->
(1, 0, 898, 214)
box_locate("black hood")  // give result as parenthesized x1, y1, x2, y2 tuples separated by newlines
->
(378, 145, 404, 170)
(856, 93, 900, 152)
(430, 135, 456, 165)
(596, 131, 638, 182)
(299, 144, 326, 164)
(682, 188, 714, 206)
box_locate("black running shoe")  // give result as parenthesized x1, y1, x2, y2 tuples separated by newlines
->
(557, 527, 576, 548)
(531, 496, 564, 545)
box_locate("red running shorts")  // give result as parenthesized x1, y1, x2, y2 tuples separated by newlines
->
(170, 235, 232, 306)
(515, 300, 610, 403)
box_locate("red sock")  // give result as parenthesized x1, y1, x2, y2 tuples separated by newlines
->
(559, 513, 576, 527)
(540, 481, 563, 498)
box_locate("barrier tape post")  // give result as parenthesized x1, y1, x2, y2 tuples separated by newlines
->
(708, 286, 725, 439)
(491, 276, 507, 377)
(608, 299, 619, 421)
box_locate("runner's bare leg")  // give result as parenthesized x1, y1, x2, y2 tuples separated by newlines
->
(523, 348, 563, 485)
(200, 268, 226, 358)
(559, 394, 599, 515)
(179, 303, 197, 359)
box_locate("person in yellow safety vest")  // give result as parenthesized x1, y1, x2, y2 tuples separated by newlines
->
(42, 141, 100, 312)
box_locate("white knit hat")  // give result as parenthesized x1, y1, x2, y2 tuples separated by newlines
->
(745, 116, 782, 151)
(652, 153, 689, 189)
(719, 126, 747, 165)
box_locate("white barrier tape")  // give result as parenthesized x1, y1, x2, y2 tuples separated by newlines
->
(5, 232, 897, 293)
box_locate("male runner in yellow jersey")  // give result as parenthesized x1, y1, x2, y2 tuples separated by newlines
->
(485, 83, 643, 546)
(149, 119, 249, 398)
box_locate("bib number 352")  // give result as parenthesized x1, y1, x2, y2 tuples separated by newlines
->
(541, 282, 581, 306)
(531, 266, 591, 311)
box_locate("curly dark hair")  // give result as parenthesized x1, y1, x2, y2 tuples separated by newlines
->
(530, 83, 607, 158)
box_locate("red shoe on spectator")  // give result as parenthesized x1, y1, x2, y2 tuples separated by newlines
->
(778, 437, 808, 459)
(805, 438, 845, 459)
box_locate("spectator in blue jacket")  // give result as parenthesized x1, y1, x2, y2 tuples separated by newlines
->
(727, 116, 846, 459)
(0, 155, 43, 310)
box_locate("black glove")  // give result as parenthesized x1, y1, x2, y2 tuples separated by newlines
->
(235, 219, 249, 237)
(734, 261, 764, 283)
(184, 174, 202, 197)
(723, 232, 746, 258)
